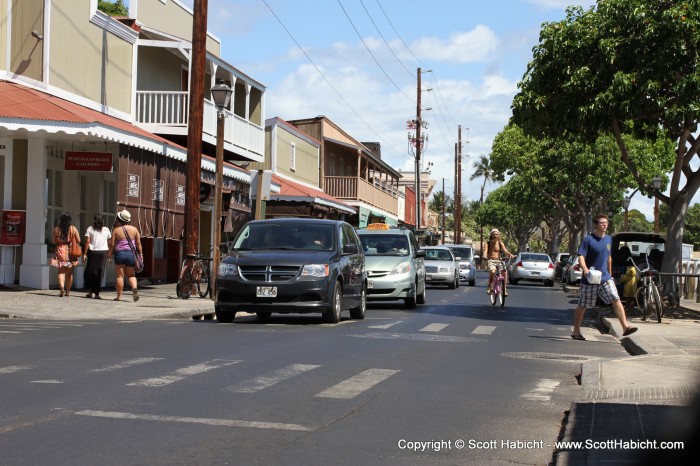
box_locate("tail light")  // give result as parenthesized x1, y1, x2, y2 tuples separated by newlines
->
(548, 263, 554, 269)
(572, 264, 580, 271)
(516, 262, 523, 268)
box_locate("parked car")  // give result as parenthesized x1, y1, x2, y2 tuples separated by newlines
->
(356, 227, 426, 308)
(215, 218, 366, 323)
(422, 246, 460, 289)
(561, 255, 582, 285)
(444, 244, 476, 286)
(553, 253, 570, 281)
(509, 252, 555, 286)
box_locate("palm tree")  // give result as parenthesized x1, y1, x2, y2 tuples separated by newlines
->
(470, 155, 501, 266)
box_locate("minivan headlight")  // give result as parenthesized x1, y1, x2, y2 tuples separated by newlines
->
(302, 264, 329, 277)
(390, 261, 411, 275)
(218, 263, 239, 277)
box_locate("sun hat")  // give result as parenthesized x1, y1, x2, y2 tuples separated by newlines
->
(117, 210, 131, 223)
(490, 229, 500, 236)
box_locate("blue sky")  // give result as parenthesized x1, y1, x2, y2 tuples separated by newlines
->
(167, 0, 693, 221)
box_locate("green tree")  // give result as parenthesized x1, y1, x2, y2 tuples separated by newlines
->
(512, 0, 700, 279)
(98, 0, 128, 16)
(470, 155, 503, 252)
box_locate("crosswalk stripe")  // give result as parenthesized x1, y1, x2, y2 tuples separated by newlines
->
(226, 364, 321, 393)
(0, 330, 22, 334)
(75, 410, 313, 432)
(0, 365, 31, 374)
(420, 323, 449, 333)
(521, 379, 560, 401)
(472, 325, 496, 335)
(126, 359, 241, 387)
(315, 368, 399, 399)
(93, 358, 164, 373)
(368, 321, 402, 329)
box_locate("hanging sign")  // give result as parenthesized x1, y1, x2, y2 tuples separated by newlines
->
(0, 210, 26, 245)
(64, 151, 113, 171)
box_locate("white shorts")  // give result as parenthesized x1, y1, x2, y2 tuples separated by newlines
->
(578, 279, 620, 308)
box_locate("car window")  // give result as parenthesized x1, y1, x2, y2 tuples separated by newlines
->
(449, 247, 472, 259)
(359, 234, 409, 256)
(232, 223, 335, 251)
(522, 253, 550, 262)
(425, 249, 453, 261)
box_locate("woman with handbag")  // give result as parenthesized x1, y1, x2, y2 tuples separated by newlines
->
(108, 209, 142, 302)
(51, 212, 81, 297)
(83, 213, 111, 299)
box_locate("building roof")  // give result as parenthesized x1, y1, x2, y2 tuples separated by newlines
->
(271, 174, 356, 214)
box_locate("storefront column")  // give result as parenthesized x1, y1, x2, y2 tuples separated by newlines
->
(19, 138, 49, 289)
(0, 138, 15, 284)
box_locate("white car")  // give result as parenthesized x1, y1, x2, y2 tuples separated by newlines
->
(422, 246, 459, 289)
(509, 252, 555, 287)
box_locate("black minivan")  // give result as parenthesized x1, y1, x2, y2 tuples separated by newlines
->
(215, 218, 366, 323)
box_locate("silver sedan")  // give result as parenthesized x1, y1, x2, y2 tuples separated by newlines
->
(509, 252, 555, 287)
(422, 246, 459, 289)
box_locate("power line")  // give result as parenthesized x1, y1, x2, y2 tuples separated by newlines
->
(375, 0, 426, 68)
(336, 0, 414, 103)
(260, 0, 411, 161)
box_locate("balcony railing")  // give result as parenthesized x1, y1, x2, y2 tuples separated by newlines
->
(324, 176, 398, 215)
(135, 90, 264, 158)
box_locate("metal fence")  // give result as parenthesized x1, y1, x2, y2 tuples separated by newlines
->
(659, 260, 700, 305)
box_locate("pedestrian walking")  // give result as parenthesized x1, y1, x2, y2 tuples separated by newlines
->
(83, 213, 111, 299)
(571, 214, 638, 340)
(108, 209, 142, 302)
(50, 212, 80, 297)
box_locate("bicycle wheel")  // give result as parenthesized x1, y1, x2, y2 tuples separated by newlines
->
(499, 279, 506, 307)
(490, 283, 497, 305)
(650, 284, 664, 323)
(179, 267, 193, 299)
(635, 286, 648, 320)
(196, 264, 210, 298)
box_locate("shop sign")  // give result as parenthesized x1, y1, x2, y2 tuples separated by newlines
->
(0, 210, 26, 245)
(65, 151, 113, 171)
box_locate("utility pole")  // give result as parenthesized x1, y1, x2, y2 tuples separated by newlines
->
(454, 142, 459, 244)
(441, 178, 446, 244)
(457, 125, 462, 244)
(415, 67, 422, 233)
(184, 0, 208, 255)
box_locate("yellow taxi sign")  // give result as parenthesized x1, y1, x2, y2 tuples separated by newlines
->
(366, 223, 391, 230)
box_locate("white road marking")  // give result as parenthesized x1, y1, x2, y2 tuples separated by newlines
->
(0, 330, 22, 334)
(521, 379, 560, 401)
(368, 321, 402, 329)
(420, 323, 449, 333)
(31, 380, 63, 384)
(226, 364, 321, 393)
(472, 325, 496, 335)
(92, 358, 164, 373)
(0, 365, 31, 374)
(126, 359, 241, 387)
(75, 410, 312, 432)
(315, 368, 400, 399)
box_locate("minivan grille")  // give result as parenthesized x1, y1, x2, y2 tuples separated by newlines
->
(239, 265, 300, 282)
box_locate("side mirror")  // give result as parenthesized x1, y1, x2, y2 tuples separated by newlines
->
(219, 243, 229, 255)
(415, 250, 426, 258)
(343, 243, 359, 255)
(455, 256, 462, 261)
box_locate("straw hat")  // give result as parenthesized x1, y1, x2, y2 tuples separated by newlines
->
(117, 210, 131, 223)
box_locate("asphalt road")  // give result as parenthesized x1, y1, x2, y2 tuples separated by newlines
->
(0, 271, 631, 465)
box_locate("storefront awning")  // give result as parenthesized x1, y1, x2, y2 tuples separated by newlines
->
(269, 174, 356, 215)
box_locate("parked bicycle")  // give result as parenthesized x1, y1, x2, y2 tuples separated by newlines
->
(177, 250, 213, 299)
(490, 261, 507, 307)
(627, 254, 664, 322)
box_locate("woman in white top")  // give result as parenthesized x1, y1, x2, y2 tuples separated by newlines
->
(83, 213, 111, 299)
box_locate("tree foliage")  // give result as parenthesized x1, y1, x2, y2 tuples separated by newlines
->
(511, 0, 700, 276)
(98, 0, 128, 16)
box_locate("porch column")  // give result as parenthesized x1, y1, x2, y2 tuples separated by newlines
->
(0, 138, 15, 284)
(20, 138, 49, 289)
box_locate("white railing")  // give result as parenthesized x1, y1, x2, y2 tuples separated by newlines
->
(137, 91, 264, 158)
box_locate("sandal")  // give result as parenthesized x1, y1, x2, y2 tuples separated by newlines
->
(113, 297, 121, 301)
(571, 334, 586, 341)
(622, 326, 638, 336)
(132, 289, 139, 302)
(59, 288, 65, 298)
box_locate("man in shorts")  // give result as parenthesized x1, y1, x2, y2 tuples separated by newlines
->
(571, 214, 638, 340)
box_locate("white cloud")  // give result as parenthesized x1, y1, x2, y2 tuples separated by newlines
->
(411, 25, 499, 64)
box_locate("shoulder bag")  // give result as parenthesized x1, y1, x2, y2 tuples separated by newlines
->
(122, 226, 144, 273)
(69, 226, 82, 260)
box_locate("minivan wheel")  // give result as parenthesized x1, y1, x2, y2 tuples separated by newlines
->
(323, 281, 342, 324)
(256, 312, 272, 320)
(404, 296, 417, 308)
(416, 282, 426, 304)
(215, 307, 236, 323)
(350, 284, 366, 319)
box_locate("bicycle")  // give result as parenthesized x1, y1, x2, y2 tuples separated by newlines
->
(627, 254, 664, 323)
(176, 251, 213, 299)
(490, 261, 507, 307)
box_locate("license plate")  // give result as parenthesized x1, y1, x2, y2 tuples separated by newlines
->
(368, 280, 374, 289)
(531, 271, 540, 276)
(426, 274, 432, 280)
(256, 286, 277, 298)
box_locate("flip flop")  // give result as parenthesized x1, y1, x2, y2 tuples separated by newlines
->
(571, 334, 586, 341)
(622, 326, 638, 336)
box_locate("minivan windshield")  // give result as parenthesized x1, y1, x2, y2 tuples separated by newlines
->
(359, 234, 409, 256)
(449, 247, 472, 260)
(232, 223, 335, 251)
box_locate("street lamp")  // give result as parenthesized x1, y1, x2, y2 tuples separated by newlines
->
(211, 80, 233, 298)
(652, 175, 662, 234)
(622, 196, 631, 231)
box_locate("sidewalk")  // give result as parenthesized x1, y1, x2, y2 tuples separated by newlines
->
(556, 290, 700, 465)
(0, 282, 215, 320)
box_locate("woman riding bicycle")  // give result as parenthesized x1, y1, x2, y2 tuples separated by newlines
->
(486, 229, 514, 296)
